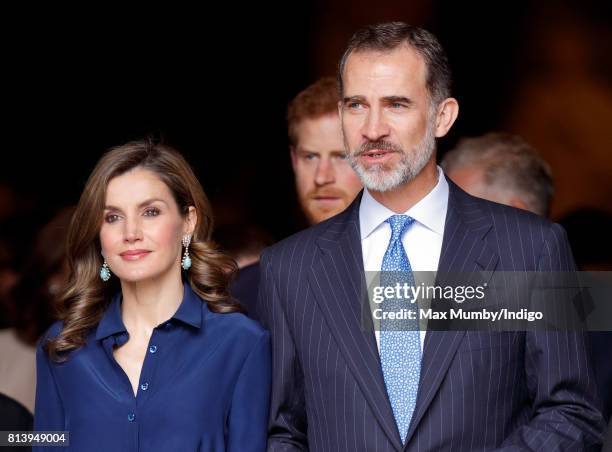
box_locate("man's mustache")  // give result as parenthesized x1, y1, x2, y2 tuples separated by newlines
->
(354, 140, 404, 156)
(306, 187, 349, 199)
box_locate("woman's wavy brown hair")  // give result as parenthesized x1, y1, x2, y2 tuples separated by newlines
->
(46, 139, 240, 360)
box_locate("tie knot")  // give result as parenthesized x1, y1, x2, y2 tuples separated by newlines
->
(385, 215, 414, 241)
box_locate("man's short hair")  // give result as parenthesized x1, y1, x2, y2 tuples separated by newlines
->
(337, 21, 452, 105)
(441, 132, 554, 216)
(287, 77, 339, 147)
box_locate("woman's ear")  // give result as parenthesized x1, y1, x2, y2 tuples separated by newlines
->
(184, 206, 197, 236)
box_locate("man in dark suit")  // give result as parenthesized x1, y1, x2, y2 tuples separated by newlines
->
(257, 22, 605, 451)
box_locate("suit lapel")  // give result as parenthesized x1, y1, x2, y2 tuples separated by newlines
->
(403, 180, 499, 447)
(309, 194, 404, 451)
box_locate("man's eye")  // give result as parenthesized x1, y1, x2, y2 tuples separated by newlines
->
(304, 154, 318, 161)
(144, 207, 160, 217)
(105, 214, 120, 223)
(390, 103, 404, 109)
(348, 102, 362, 109)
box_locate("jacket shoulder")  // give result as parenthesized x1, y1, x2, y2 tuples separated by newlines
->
(453, 184, 559, 233)
(454, 188, 571, 268)
(260, 214, 338, 265)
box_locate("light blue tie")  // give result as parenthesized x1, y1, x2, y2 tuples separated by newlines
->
(380, 215, 421, 443)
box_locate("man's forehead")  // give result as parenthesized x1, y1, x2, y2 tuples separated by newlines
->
(295, 114, 344, 150)
(343, 45, 427, 90)
(297, 114, 341, 132)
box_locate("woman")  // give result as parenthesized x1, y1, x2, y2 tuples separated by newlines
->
(34, 140, 271, 451)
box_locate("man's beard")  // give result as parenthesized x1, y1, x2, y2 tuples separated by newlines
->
(346, 118, 436, 192)
(299, 186, 351, 225)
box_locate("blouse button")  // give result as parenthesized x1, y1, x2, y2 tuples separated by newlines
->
(149, 345, 157, 354)
(128, 413, 135, 422)
(141, 382, 149, 391)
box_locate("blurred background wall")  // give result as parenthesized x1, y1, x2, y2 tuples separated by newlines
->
(1, 0, 610, 257)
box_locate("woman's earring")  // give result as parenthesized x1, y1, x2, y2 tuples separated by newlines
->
(100, 259, 111, 282)
(181, 235, 192, 270)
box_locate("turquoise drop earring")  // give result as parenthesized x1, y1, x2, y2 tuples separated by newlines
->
(100, 257, 111, 281)
(181, 235, 192, 270)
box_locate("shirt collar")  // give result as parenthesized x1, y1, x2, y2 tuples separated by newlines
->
(359, 166, 449, 240)
(171, 281, 204, 329)
(95, 280, 203, 341)
(95, 290, 126, 340)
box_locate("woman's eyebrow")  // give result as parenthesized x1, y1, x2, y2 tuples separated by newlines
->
(104, 198, 168, 211)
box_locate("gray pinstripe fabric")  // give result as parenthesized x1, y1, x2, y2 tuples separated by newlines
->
(257, 179, 605, 451)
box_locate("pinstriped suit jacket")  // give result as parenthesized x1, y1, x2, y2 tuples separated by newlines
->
(257, 180, 605, 451)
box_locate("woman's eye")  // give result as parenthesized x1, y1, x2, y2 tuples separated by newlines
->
(105, 214, 120, 223)
(144, 207, 160, 217)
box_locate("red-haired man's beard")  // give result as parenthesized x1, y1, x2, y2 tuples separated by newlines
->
(299, 186, 357, 225)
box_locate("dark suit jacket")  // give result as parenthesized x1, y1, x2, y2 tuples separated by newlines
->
(0, 393, 32, 452)
(232, 262, 261, 320)
(589, 331, 612, 422)
(603, 419, 612, 452)
(257, 180, 605, 451)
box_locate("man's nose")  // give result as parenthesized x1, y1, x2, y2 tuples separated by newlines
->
(361, 108, 390, 142)
(314, 157, 335, 186)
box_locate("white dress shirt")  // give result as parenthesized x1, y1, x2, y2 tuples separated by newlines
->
(359, 166, 449, 353)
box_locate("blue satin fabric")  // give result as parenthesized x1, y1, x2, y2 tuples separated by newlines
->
(34, 281, 271, 451)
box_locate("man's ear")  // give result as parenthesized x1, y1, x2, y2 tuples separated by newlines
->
(184, 206, 197, 236)
(290, 146, 298, 171)
(434, 97, 459, 138)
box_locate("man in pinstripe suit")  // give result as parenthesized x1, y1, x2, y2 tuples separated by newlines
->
(257, 22, 605, 451)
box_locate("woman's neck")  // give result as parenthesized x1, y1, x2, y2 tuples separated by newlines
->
(119, 270, 184, 336)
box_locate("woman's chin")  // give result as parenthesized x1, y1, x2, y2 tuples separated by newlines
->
(112, 263, 180, 285)
(113, 269, 156, 284)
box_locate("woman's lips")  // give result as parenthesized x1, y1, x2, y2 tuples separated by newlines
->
(119, 250, 151, 261)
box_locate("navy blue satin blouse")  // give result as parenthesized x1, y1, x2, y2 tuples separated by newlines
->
(34, 282, 271, 451)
